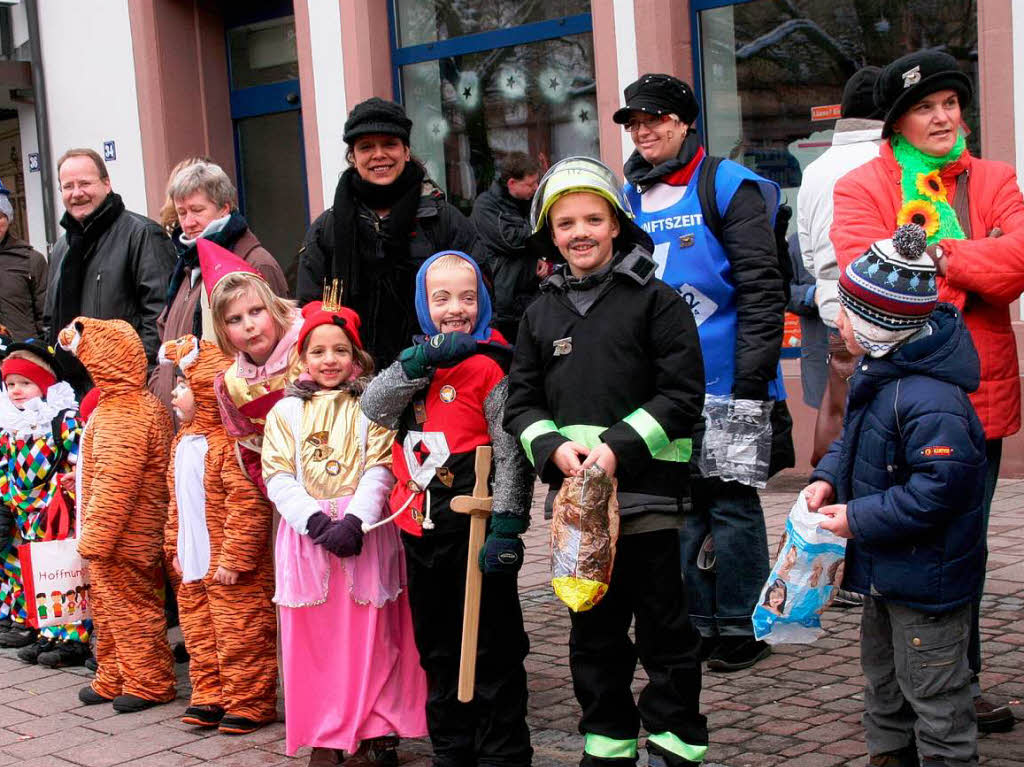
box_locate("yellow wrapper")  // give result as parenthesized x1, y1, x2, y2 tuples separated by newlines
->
(552, 576, 608, 612)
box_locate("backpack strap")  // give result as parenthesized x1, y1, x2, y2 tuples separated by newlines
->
(697, 155, 725, 245)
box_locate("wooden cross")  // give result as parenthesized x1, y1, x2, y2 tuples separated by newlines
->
(449, 445, 493, 702)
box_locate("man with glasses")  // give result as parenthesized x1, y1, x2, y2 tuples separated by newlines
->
(44, 148, 174, 387)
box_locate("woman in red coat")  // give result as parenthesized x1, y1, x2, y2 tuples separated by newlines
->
(831, 50, 1024, 737)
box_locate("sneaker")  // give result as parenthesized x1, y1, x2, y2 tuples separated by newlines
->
(706, 637, 771, 672)
(79, 685, 115, 706)
(356, 735, 399, 767)
(867, 745, 920, 767)
(975, 695, 1016, 733)
(0, 624, 37, 648)
(218, 714, 265, 735)
(38, 640, 91, 669)
(308, 748, 343, 766)
(832, 588, 864, 608)
(17, 637, 56, 664)
(112, 694, 168, 713)
(182, 704, 224, 728)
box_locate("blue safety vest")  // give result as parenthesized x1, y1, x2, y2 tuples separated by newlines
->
(625, 157, 786, 399)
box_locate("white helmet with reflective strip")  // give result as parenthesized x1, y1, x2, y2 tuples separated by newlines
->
(530, 156, 635, 234)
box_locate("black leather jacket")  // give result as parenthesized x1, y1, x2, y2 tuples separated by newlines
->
(44, 205, 175, 365)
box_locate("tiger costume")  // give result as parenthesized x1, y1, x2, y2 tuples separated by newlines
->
(160, 335, 277, 732)
(58, 317, 176, 707)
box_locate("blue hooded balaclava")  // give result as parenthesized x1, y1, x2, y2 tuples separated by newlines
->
(414, 251, 493, 341)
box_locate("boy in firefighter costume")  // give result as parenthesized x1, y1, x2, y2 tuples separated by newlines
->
(0, 340, 92, 666)
(58, 317, 176, 713)
(161, 335, 277, 734)
(361, 251, 534, 767)
(504, 158, 709, 767)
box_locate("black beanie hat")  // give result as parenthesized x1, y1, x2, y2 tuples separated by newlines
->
(613, 73, 699, 126)
(343, 97, 413, 145)
(841, 66, 883, 119)
(875, 51, 973, 138)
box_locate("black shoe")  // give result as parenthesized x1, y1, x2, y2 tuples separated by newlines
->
(182, 704, 224, 728)
(867, 744, 920, 767)
(0, 616, 13, 634)
(698, 636, 719, 662)
(17, 637, 56, 664)
(706, 637, 771, 672)
(357, 735, 399, 767)
(112, 694, 168, 713)
(218, 714, 265, 735)
(0, 624, 37, 648)
(38, 640, 91, 669)
(975, 696, 1016, 733)
(79, 685, 115, 706)
(84, 656, 98, 672)
(173, 641, 190, 664)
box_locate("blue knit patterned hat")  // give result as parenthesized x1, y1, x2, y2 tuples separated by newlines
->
(838, 224, 937, 357)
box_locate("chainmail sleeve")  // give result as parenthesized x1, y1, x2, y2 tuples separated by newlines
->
(484, 376, 535, 521)
(359, 360, 429, 430)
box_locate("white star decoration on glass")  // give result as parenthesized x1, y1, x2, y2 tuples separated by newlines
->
(498, 67, 526, 99)
(457, 71, 480, 110)
(539, 68, 569, 104)
(571, 98, 598, 138)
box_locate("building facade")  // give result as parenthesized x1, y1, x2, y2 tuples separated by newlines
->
(4, 0, 1023, 473)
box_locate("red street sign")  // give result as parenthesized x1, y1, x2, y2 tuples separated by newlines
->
(811, 104, 842, 121)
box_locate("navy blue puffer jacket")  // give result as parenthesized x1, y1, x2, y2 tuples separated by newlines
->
(811, 304, 986, 613)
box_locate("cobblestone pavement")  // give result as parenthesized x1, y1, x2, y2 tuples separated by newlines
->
(0, 478, 1019, 766)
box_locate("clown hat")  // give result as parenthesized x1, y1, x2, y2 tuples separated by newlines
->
(197, 239, 265, 301)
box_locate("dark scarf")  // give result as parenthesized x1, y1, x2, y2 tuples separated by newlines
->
(624, 131, 705, 190)
(54, 192, 126, 335)
(164, 211, 250, 335)
(329, 160, 425, 301)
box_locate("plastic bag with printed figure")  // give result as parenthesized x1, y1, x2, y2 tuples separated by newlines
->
(550, 465, 619, 612)
(752, 492, 846, 644)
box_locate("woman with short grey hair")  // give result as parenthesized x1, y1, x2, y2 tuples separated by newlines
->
(154, 159, 288, 415)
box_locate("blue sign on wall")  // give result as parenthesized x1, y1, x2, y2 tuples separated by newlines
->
(103, 141, 116, 162)
(28, 152, 39, 172)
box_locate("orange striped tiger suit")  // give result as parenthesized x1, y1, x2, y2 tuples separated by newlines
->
(160, 336, 277, 724)
(58, 317, 176, 703)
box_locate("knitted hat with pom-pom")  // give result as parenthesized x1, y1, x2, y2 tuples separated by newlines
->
(838, 223, 938, 357)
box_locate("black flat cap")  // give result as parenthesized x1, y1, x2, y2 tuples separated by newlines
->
(613, 73, 699, 126)
(875, 51, 973, 138)
(343, 97, 413, 145)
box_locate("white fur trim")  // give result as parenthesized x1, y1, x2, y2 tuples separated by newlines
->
(0, 381, 78, 438)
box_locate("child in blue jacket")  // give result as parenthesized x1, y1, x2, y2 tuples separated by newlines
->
(805, 224, 986, 767)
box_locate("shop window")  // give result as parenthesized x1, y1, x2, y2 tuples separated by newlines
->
(695, 0, 980, 211)
(391, 2, 595, 213)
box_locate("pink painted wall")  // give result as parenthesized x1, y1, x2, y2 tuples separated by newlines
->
(292, 0, 324, 217)
(127, 0, 234, 221)
(341, 0, 394, 106)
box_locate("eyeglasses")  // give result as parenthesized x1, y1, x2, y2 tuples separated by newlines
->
(623, 114, 669, 133)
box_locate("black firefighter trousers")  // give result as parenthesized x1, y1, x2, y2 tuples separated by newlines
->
(404, 533, 533, 767)
(569, 529, 708, 767)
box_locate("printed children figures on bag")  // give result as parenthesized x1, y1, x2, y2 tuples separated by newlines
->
(0, 339, 92, 668)
(262, 298, 427, 765)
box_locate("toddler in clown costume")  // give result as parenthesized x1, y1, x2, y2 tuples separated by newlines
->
(0, 339, 91, 667)
(262, 297, 427, 767)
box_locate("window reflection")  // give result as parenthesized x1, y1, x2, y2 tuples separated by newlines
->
(395, 0, 590, 47)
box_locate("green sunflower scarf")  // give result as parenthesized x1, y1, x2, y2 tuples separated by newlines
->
(892, 133, 967, 245)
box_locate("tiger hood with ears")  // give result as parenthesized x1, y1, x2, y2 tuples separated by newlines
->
(58, 317, 147, 396)
(159, 335, 232, 433)
(58, 316, 173, 570)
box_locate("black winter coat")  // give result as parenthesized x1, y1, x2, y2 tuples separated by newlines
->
(44, 206, 175, 366)
(296, 181, 485, 368)
(0, 234, 47, 342)
(469, 181, 536, 322)
(504, 246, 705, 517)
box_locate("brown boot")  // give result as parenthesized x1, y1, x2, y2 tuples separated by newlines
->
(308, 747, 343, 766)
(867, 745, 920, 767)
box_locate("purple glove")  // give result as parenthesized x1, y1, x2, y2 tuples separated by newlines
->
(312, 514, 364, 558)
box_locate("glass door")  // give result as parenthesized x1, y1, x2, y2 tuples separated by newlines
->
(227, 14, 308, 285)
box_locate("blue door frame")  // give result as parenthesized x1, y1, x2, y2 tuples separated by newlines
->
(225, 12, 309, 224)
(386, 8, 593, 102)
